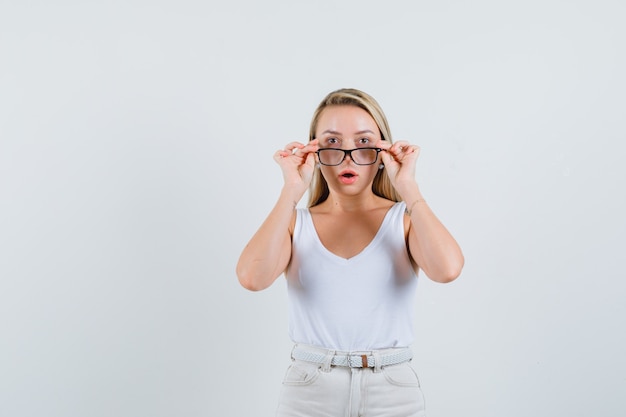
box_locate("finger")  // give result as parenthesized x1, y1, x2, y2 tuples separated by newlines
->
(303, 139, 320, 151)
(390, 141, 411, 154)
(304, 151, 317, 166)
(283, 141, 306, 153)
(375, 139, 392, 150)
(299, 141, 320, 154)
(274, 149, 291, 160)
(379, 149, 394, 165)
(391, 142, 419, 157)
(291, 140, 322, 157)
(275, 147, 301, 159)
(402, 144, 420, 156)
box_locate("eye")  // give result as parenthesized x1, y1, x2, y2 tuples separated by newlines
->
(358, 137, 370, 145)
(324, 137, 339, 146)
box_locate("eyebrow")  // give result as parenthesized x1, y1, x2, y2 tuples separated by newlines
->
(320, 129, 376, 136)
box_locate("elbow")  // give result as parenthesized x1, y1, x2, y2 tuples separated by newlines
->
(428, 257, 464, 284)
(236, 263, 271, 292)
(238, 276, 266, 292)
(433, 269, 461, 284)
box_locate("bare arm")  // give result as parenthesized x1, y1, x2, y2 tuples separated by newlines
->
(236, 140, 319, 291)
(379, 141, 464, 283)
(236, 189, 298, 291)
(401, 185, 464, 283)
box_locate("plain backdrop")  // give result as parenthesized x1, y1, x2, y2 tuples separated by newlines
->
(1, 1, 625, 416)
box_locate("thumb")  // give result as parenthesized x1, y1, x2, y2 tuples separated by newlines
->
(305, 152, 316, 166)
(380, 150, 393, 165)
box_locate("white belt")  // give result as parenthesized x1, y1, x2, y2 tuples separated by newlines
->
(292, 345, 412, 368)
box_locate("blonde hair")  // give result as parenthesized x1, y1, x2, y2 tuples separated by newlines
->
(307, 88, 401, 207)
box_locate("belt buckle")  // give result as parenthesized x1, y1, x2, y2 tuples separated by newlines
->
(344, 352, 372, 368)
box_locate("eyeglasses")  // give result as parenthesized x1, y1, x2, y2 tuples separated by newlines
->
(316, 147, 382, 166)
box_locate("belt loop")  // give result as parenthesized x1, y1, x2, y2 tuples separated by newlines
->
(321, 349, 335, 372)
(372, 350, 382, 373)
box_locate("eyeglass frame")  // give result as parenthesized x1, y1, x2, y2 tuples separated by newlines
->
(316, 147, 383, 166)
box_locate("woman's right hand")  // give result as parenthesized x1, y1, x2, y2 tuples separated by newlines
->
(237, 139, 320, 291)
(273, 139, 319, 194)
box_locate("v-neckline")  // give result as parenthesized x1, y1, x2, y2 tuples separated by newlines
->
(305, 203, 398, 262)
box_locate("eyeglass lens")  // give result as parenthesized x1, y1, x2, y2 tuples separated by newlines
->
(318, 148, 380, 166)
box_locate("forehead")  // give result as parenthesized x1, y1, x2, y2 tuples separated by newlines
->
(316, 105, 379, 135)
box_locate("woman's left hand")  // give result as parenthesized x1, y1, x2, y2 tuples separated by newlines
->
(377, 140, 421, 187)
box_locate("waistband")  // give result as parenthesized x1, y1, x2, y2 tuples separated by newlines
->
(291, 344, 412, 369)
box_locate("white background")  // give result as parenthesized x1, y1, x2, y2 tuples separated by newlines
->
(1, 1, 625, 416)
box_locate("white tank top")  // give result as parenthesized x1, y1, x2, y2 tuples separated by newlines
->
(286, 202, 418, 351)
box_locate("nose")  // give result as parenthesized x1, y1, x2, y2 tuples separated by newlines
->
(340, 153, 356, 166)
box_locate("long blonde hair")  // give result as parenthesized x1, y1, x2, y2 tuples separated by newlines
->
(307, 88, 401, 207)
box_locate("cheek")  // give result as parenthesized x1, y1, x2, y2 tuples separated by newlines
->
(366, 164, 381, 177)
(319, 166, 336, 179)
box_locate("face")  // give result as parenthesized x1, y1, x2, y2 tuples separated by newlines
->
(314, 105, 382, 196)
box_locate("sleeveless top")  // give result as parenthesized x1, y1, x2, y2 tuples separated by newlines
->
(285, 201, 418, 351)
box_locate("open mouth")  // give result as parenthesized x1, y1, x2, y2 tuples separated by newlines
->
(339, 170, 358, 184)
(339, 169, 357, 177)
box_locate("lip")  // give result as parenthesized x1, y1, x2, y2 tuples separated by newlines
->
(338, 169, 358, 185)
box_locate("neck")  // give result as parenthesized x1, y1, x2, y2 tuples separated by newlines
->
(323, 192, 382, 213)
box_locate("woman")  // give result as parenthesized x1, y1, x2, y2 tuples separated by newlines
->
(237, 88, 464, 417)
